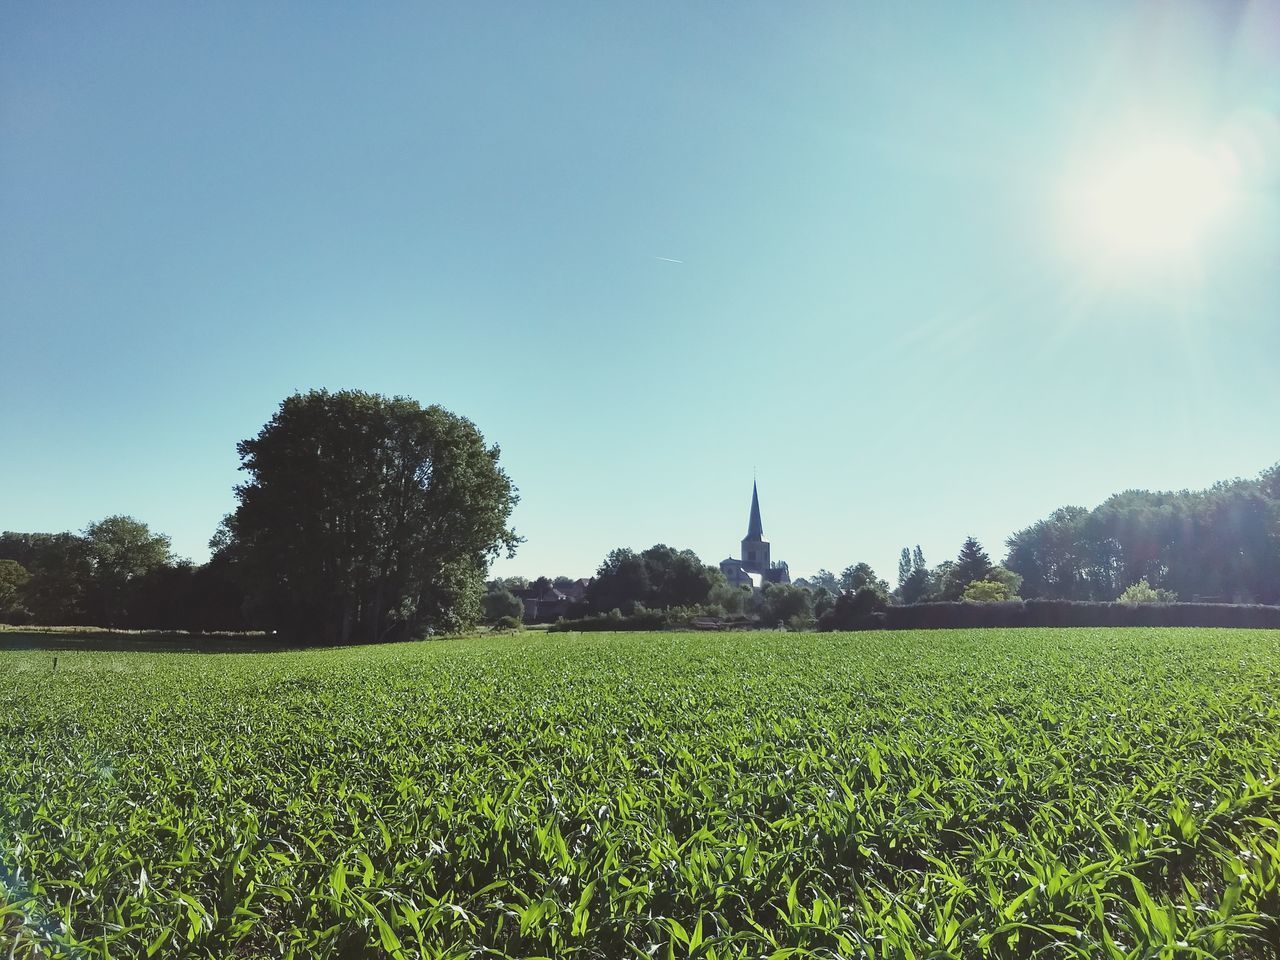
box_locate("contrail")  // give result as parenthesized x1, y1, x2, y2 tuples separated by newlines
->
(654, 256, 684, 264)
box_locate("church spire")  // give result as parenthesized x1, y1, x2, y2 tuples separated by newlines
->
(745, 480, 764, 540)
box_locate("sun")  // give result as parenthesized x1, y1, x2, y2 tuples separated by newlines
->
(1060, 140, 1237, 272)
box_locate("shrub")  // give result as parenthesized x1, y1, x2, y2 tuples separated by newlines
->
(964, 579, 1015, 603)
(482, 588, 525, 623)
(493, 615, 523, 631)
(816, 586, 889, 631)
(1118, 579, 1179, 604)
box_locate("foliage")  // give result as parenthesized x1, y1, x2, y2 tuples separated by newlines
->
(987, 564, 1022, 598)
(5, 526, 245, 631)
(0, 560, 31, 623)
(959, 565, 1023, 603)
(492, 614, 523, 631)
(81, 516, 174, 627)
(802, 568, 839, 593)
(706, 580, 747, 615)
(816, 585, 889, 630)
(20, 533, 93, 625)
(924, 559, 957, 603)
(952, 536, 994, 596)
(585, 544, 720, 614)
(4, 628, 1279, 958)
(218, 390, 518, 643)
(481, 586, 524, 623)
(1006, 465, 1280, 603)
(756, 582, 813, 626)
(838, 562, 889, 598)
(963, 578, 1014, 602)
(895, 544, 930, 604)
(1118, 578, 1180, 604)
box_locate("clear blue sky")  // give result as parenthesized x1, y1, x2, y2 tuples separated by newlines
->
(3, 1, 1278, 583)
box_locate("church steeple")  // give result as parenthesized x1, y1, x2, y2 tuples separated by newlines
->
(745, 480, 764, 540)
(740, 480, 770, 573)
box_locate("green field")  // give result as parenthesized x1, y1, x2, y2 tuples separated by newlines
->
(3, 629, 1279, 959)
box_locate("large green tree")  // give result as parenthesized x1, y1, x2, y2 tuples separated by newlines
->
(218, 390, 519, 643)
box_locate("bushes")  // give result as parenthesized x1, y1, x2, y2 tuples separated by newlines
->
(816, 600, 1280, 631)
(816, 587, 889, 631)
(1118, 580, 1179, 604)
(548, 605, 713, 633)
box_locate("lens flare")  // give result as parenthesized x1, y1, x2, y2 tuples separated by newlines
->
(1061, 141, 1237, 271)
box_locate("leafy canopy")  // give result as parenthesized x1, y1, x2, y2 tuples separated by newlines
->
(219, 389, 518, 643)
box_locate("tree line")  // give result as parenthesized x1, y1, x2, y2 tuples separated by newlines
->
(3, 391, 1275, 637)
(493, 459, 1280, 631)
(2, 390, 517, 641)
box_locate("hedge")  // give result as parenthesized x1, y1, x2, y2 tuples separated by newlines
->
(819, 601, 1280, 631)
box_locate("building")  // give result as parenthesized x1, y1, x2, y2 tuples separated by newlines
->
(719, 482, 790, 590)
(518, 578, 591, 622)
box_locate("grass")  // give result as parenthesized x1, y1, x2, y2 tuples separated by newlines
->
(2, 628, 1279, 958)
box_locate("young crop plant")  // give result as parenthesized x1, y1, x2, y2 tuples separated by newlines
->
(1, 627, 1279, 958)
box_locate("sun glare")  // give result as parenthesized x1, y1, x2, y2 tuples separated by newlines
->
(1062, 141, 1237, 272)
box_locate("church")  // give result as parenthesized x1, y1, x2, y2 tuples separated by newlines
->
(719, 481, 791, 590)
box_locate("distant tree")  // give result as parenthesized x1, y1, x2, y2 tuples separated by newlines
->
(811, 586, 838, 619)
(1004, 506, 1096, 600)
(707, 579, 747, 615)
(552, 576, 574, 590)
(586, 544, 718, 613)
(963, 579, 1014, 602)
(925, 560, 957, 602)
(1118, 579, 1178, 604)
(1006, 480, 1280, 604)
(759, 582, 813, 627)
(951, 537, 994, 596)
(586, 548, 652, 614)
(0, 533, 44, 568)
(818, 585, 888, 630)
(23, 534, 93, 625)
(0, 560, 30, 623)
(896, 545, 930, 604)
(986, 565, 1022, 599)
(806, 569, 840, 594)
(1263, 461, 1280, 501)
(500, 576, 529, 592)
(644, 545, 719, 608)
(217, 389, 518, 643)
(81, 516, 174, 627)
(529, 576, 555, 596)
(839, 562, 889, 599)
(482, 587, 524, 623)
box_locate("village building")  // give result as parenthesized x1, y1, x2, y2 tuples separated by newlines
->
(518, 577, 591, 622)
(719, 482, 790, 591)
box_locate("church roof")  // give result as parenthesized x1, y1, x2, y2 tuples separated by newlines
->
(745, 481, 764, 541)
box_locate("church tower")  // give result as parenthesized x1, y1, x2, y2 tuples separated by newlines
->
(740, 481, 771, 573)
